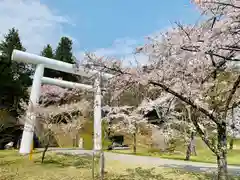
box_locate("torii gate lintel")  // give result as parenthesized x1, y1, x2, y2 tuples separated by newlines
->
(11, 50, 113, 155)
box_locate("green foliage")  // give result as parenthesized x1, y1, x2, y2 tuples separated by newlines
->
(55, 37, 74, 64)
(41, 37, 78, 81)
(165, 139, 178, 153)
(0, 28, 25, 62)
(0, 150, 228, 180)
(104, 167, 168, 180)
(0, 109, 18, 146)
(102, 120, 113, 148)
(147, 147, 161, 154)
(80, 120, 93, 150)
(114, 138, 240, 166)
(0, 28, 32, 149)
(125, 167, 168, 180)
(39, 153, 92, 169)
(81, 133, 93, 150)
(80, 119, 112, 150)
(54, 37, 78, 82)
(41, 44, 54, 58)
(41, 44, 57, 78)
(104, 167, 221, 180)
(0, 28, 32, 114)
(204, 71, 237, 111)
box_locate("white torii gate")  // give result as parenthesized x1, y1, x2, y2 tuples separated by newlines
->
(11, 50, 113, 154)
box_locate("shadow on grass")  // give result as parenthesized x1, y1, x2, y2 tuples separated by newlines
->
(104, 167, 205, 180)
(159, 164, 240, 180)
(104, 167, 240, 180)
(111, 150, 240, 167)
(34, 153, 93, 169)
(104, 168, 167, 180)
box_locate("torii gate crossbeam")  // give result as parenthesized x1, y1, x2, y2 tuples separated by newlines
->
(11, 50, 113, 155)
(12, 50, 113, 79)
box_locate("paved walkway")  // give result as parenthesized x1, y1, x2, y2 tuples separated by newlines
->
(39, 148, 240, 176)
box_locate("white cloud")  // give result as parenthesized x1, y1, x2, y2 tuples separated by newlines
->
(94, 38, 137, 57)
(91, 37, 148, 67)
(0, 0, 72, 54)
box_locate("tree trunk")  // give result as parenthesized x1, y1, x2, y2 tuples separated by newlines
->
(41, 134, 50, 163)
(92, 151, 95, 180)
(217, 124, 228, 180)
(75, 133, 80, 147)
(73, 138, 76, 147)
(133, 132, 136, 154)
(17, 139, 21, 149)
(185, 132, 196, 161)
(229, 107, 236, 150)
(41, 141, 49, 163)
(185, 144, 191, 161)
(229, 138, 234, 150)
(217, 154, 228, 180)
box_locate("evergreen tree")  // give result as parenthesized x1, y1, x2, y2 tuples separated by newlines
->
(54, 37, 78, 82)
(55, 37, 74, 64)
(41, 44, 54, 58)
(41, 44, 58, 78)
(0, 28, 32, 114)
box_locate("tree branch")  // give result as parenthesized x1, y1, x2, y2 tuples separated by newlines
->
(224, 75, 240, 118)
(211, 16, 217, 30)
(85, 53, 128, 76)
(208, 2, 240, 9)
(175, 22, 191, 41)
(229, 100, 240, 110)
(149, 80, 218, 124)
(181, 46, 240, 62)
(189, 107, 218, 154)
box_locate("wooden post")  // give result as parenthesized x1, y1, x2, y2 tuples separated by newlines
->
(92, 151, 95, 180)
(100, 150, 105, 180)
(29, 140, 33, 160)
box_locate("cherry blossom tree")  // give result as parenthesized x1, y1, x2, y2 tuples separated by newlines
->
(81, 1, 240, 179)
(35, 100, 90, 162)
(138, 93, 201, 159)
(103, 105, 150, 154)
(19, 83, 91, 162)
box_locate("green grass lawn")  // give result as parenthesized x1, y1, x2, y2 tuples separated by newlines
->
(0, 150, 234, 180)
(52, 119, 240, 166)
(110, 138, 240, 166)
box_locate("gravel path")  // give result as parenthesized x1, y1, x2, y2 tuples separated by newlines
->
(41, 148, 240, 176)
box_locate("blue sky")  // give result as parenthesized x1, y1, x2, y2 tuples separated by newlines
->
(0, 0, 201, 62)
(41, 0, 201, 54)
